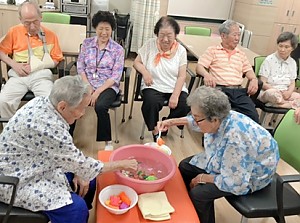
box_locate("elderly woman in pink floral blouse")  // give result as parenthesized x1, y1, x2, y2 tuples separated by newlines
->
(76, 11, 124, 150)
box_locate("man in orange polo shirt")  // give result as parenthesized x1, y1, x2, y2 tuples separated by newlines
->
(196, 20, 259, 123)
(0, 0, 63, 120)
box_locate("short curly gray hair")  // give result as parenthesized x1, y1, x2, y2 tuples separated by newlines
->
(187, 86, 231, 121)
(49, 76, 90, 108)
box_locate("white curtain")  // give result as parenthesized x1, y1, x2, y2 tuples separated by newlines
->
(130, 0, 160, 52)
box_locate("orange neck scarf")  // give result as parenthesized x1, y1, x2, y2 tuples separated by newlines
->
(154, 39, 179, 66)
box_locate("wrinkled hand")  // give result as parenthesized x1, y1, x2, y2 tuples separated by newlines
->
(247, 79, 258, 95)
(156, 119, 171, 133)
(203, 75, 216, 87)
(168, 94, 178, 109)
(119, 159, 138, 171)
(90, 90, 100, 107)
(189, 174, 204, 189)
(12, 63, 31, 76)
(143, 73, 153, 86)
(294, 108, 300, 124)
(281, 90, 292, 100)
(73, 175, 90, 197)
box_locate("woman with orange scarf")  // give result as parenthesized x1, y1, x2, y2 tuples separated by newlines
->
(134, 16, 190, 141)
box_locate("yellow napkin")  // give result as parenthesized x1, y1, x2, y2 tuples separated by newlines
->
(138, 191, 175, 221)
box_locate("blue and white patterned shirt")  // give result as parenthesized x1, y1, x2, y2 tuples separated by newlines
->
(0, 96, 104, 211)
(188, 110, 279, 195)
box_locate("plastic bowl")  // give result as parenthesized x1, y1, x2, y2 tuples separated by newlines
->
(110, 144, 176, 194)
(99, 184, 138, 215)
(144, 142, 172, 155)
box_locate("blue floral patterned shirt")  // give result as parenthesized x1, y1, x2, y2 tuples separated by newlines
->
(0, 97, 104, 211)
(187, 110, 279, 195)
(77, 37, 124, 94)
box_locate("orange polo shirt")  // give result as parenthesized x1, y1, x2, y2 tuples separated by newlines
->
(198, 44, 252, 86)
(0, 24, 63, 63)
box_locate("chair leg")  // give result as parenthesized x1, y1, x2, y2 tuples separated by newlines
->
(113, 109, 119, 143)
(240, 216, 248, 223)
(129, 74, 138, 119)
(122, 103, 126, 122)
(180, 129, 184, 138)
(268, 113, 278, 126)
(140, 122, 145, 140)
(259, 111, 267, 126)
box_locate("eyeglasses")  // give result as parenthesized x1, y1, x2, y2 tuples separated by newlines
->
(192, 115, 207, 124)
(23, 20, 40, 27)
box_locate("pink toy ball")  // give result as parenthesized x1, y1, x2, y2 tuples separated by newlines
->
(110, 144, 177, 194)
(99, 184, 138, 215)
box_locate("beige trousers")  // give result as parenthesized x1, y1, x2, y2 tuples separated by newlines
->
(0, 69, 53, 119)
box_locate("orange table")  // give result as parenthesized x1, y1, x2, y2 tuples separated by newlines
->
(96, 151, 200, 223)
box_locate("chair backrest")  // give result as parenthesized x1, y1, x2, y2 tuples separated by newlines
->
(254, 56, 266, 77)
(42, 12, 71, 24)
(184, 26, 211, 36)
(241, 30, 252, 48)
(273, 110, 300, 172)
(237, 22, 245, 45)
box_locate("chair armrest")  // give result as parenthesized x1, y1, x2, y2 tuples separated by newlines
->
(65, 61, 77, 76)
(276, 174, 300, 222)
(134, 71, 143, 101)
(57, 60, 65, 78)
(250, 79, 263, 102)
(187, 68, 196, 93)
(122, 66, 131, 104)
(0, 176, 19, 223)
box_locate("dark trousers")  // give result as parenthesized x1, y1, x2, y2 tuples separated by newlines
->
(220, 87, 259, 123)
(141, 88, 190, 131)
(65, 172, 96, 210)
(94, 88, 117, 141)
(179, 156, 233, 223)
(68, 88, 116, 141)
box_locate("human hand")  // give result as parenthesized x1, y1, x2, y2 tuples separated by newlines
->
(294, 108, 300, 124)
(190, 174, 204, 189)
(168, 94, 178, 109)
(90, 90, 100, 107)
(143, 73, 153, 86)
(156, 119, 171, 133)
(247, 78, 258, 95)
(203, 75, 216, 87)
(73, 175, 90, 197)
(119, 159, 138, 171)
(12, 63, 31, 76)
(281, 90, 292, 100)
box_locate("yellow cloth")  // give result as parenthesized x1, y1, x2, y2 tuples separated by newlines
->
(138, 191, 175, 221)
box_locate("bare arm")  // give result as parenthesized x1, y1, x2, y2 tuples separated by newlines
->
(157, 117, 189, 132)
(133, 54, 153, 86)
(244, 70, 258, 95)
(0, 51, 30, 76)
(259, 76, 273, 90)
(169, 65, 187, 109)
(101, 159, 138, 173)
(196, 63, 216, 87)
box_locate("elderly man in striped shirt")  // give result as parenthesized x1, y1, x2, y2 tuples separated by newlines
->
(196, 20, 259, 123)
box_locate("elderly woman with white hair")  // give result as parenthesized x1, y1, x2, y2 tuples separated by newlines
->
(157, 86, 279, 223)
(0, 76, 137, 223)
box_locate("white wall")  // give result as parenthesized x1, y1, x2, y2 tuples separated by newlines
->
(109, 0, 131, 14)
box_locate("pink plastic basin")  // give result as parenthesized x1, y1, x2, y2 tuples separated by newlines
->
(109, 144, 177, 194)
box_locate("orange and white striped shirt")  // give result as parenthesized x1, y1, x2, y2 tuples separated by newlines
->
(0, 24, 63, 63)
(198, 44, 252, 86)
